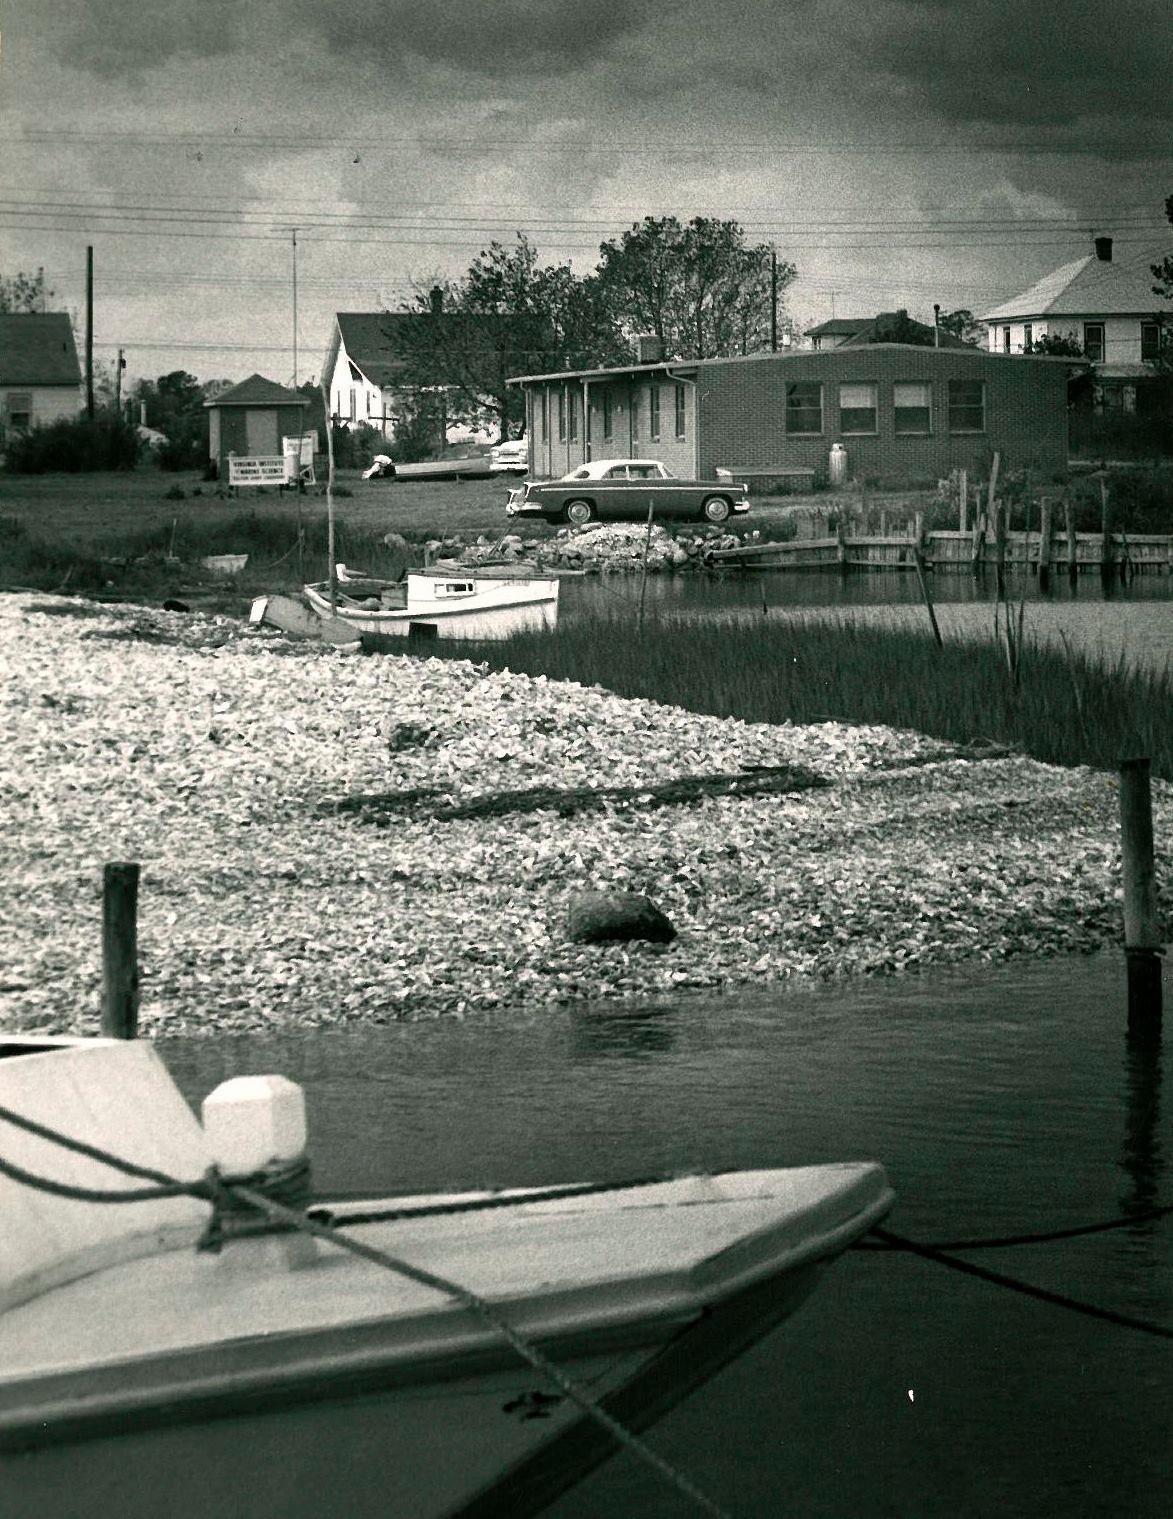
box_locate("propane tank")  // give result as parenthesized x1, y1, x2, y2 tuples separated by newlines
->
(829, 443, 848, 487)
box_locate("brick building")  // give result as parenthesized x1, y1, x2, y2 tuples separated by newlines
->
(510, 344, 1073, 487)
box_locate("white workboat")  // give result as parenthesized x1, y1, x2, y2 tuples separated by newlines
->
(303, 570, 559, 640)
(0, 1035, 893, 1519)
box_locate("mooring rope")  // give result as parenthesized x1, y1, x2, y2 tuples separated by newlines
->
(0, 1100, 731, 1518)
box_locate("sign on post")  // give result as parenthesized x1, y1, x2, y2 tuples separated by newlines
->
(228, 456, 287, 487)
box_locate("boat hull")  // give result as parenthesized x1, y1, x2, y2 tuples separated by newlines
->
(303, 574, 558, 640)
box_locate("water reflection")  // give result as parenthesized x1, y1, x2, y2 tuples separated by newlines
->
(1120, 1023, 1165, 1221)
(568, 1003, 680, 1060)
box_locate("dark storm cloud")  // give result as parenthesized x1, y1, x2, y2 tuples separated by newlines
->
(48, 0, 646, 81)
(308, 0, 647, 75)
(879, 0, 1173, 127)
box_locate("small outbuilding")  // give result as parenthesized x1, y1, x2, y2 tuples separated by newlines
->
(203, 374, 310, 482)
(0, 313, 83, 446)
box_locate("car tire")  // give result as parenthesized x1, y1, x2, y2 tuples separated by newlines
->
(700, 495, 732, 524)
(564, 498, 595, 526)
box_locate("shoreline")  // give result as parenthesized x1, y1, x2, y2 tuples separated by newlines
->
(3, 591, 1169, 1038)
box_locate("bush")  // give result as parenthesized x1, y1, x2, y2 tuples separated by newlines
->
(329, 423, 387, 470)
(156, 434, 205, 472)
(4, 414, 139, 474)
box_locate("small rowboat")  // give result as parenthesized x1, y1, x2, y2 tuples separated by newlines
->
(303, 570, 559, 640)
(0, 1036, 893, 1519)
(390, 455, 492, 481)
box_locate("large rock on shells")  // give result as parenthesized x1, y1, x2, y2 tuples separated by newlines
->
(567, 892, 677, 945)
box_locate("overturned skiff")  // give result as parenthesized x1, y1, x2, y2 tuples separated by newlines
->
(0, 1036, 893, 1518)
(302, 571, 559, 640)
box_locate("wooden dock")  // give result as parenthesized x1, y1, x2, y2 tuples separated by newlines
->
(708, 528, 1173, 575)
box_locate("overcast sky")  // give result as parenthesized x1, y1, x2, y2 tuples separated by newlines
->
(3, 0, 1171, 385)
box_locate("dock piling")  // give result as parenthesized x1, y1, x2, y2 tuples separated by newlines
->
(101, 861, 140, 1039)
(1119, 759, 1163, 1034)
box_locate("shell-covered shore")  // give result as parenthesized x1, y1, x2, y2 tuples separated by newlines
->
(2, 593, 1168, 1037)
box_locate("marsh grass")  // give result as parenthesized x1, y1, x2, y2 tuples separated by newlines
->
(429, 611, 1173, 779)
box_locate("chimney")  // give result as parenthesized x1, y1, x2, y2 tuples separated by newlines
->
(1094, 236, 1113, 263)
(637, 334, 664, 364)
(429, 285, 444, 316)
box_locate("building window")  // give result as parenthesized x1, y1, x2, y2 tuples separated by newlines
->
(893, 382, 931, 435)
(786, 381, 823, 434)
(1002, 326, 1011, 353)
(557, 388, 566, 441)
(1141, 322, 1161, 363)
(4, 392, 32, 430)
(540, 389, 549, 439)
(947, 379, 985, 433)
(838, 382, 877, 434)
(648, 383, 660, 439)
(674, 383, 686, 439)
(569, 390, 579, 442)
(1023, 324, 1033, 352)
(1084, 323, 1105, 363)
(602, 390, 613, 441)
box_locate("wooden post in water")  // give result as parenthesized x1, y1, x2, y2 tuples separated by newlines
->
(994, 501, 1008, 601)
(637, 499, 655, 631)
(1037, 497, 1053, 592)
(102, 862, 140, 1039)
(1064, 496, 1078, 585)
(1099, 476, 1113, 588)
(1119, 759, 1163, 1032)
(836, 517, 848, 577)
(971, 504, 985, 577)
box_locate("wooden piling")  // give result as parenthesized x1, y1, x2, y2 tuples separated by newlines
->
(994, 502, 1008, 600)
(958, 469, 968, 533)
(836, 518, 848, 576)
(1064, 497, 1078, 584)
(1119, 759, 1163, 1030)
(1100, 476, 1113, 584)
(101, 862, 140, 1039)
(1037, 497, 1052, 591)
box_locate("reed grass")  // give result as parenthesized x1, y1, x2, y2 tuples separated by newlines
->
(429, 611, 1173, 780)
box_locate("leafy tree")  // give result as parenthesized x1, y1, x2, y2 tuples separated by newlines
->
(1030, 333, 1086, 357)
(937, 309, 983, 346)
(1151, 193, 1173, 301)
(0, 269, 54, 313)
(593, 216, 794, 360)
(396, 235, 626, 441)
(132, 370, 208, 469)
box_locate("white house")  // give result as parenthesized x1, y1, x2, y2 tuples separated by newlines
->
(0, 313, 83, 443)
(979, 237, 1168, 402)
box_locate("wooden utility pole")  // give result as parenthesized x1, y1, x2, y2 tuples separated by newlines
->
(85, 245, 95, 419)
(1119, 759, 1163, 1031)
(291, 229, 299, 388)
(770, 250, 778, 352)
(101, 862, 140, 1039)
(114, 348, 125, 414)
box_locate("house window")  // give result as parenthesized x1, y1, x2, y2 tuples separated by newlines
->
(4, 392, 32, 430)
(602, 390, 613, 441)
(674, 383, 686, 439)
(947, 379, 985, 433)
(786, 381, 823, 434)
(838, 382, 877, 434)
(557, 388, 566, 441)
(893, 382, 931, 435)
(648, 383, 660, 439)
(1141, 322, 1161, 363)
(540, 390, 549, 439)
(1002, 326, 1012, 353)
(569, 390, 579, 442)
(1023, 324, 1033, 352)
(1084, 323, 1105, 363)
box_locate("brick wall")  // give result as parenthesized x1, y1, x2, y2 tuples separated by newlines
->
(695, 346, 1069, 486)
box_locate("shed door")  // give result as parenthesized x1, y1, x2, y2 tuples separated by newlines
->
(245, 409, 279, 455)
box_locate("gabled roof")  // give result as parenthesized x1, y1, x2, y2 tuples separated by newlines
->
(805, 318, 871, 337)
(836, 312, 975, 350)
(979, 254, 1168, 322)
(327, 310, 553, 390)
(0, 313, 82, 386)
(203, 373, 307, 408)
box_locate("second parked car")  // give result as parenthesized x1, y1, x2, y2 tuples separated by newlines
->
(506, 459, 750, 526)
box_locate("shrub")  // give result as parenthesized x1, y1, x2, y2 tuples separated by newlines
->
(163, 485, 186, 502)
(4, 414, 139, 474)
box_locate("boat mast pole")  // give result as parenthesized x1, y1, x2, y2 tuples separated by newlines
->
(321, 379, 337, 612)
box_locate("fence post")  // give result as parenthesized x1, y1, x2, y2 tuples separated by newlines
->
(1064, 497, 1078, 585)
(1037, 497, 1052, 592)
(1100, 477, 1114, 585)
(958, 469, 968, 533)
(102, 862, 140, 1039)
(1119, 759, 1163, 1034)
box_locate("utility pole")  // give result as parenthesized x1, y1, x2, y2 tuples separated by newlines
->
(85, 245, 95, 418)
(770, 249, 778, 352)
(115, 347, 125, 413)
(291, 228, 299, 388)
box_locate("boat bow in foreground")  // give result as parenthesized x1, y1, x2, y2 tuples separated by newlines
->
(0, 1036, 892, 1518)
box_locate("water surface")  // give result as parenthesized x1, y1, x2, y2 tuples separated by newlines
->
(162, 952, 1171, 1517)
